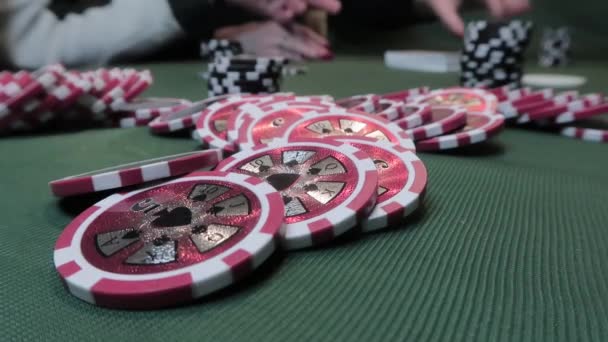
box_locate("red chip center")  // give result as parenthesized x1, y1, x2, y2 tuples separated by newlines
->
(287, 115, 399, 143)
(81, 180, 262, 274)
(421, 91, 495, 114)
(250, 107, 319, 144)
(222, 146, 360, 224)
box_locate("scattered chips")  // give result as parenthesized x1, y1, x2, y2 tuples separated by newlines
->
(26, 59, 604, 311)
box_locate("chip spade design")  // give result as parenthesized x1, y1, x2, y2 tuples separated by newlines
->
(95, 182, 250, 265)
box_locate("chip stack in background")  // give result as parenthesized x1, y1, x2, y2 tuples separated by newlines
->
(460, 20, 533, 89)
(200, 39, 287, 97)
(200, 39, 244, 61)
(538, 27, 571, 67)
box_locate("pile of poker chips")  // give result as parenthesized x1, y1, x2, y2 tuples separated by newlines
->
(538, 27, 571, 68)
(49, 83, 608, 309)
(0, 64, 187, 133)
(50, 89, 436, 309)
(56, 83, 608, 309)
(460, 20, 533, 89)
(489, 85, 608, 143)
(49, 86, 525, 309)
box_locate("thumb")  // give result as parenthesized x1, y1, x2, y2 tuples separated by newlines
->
(427, 0, 464, 36)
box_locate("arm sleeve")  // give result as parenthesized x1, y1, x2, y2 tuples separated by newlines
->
(0, 0, 246, 69)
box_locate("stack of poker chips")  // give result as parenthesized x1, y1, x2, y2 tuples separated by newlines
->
(538, 27, 571, 67)
(201, 39, 288, 97)
(460, 20, 533, 89)
(200, 39, 244, 60)
(0, 65, 159, 134)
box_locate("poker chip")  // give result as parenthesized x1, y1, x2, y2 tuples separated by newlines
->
(0, 66, 63, 129)
(225, 96, 336, 143)
(118, 70, 154, 107)
(232, 100, 337, 150)
(334, 138, 428, 232)
(215, 139, 379, 250)
(90, 69, 139, 113)
(522, 74, 586, 88)
(49, 150, 223, 197)
(214, 55, 289, 67)
(368, 99, 404, 121)
(416, 113, 505, 151)
(336, 94, 381, 113)
(512, 91, 579, 123)
(492, 87, 533, 102)
(115, 116, 156, 128)
(553, 102, 608, 124)
(44, 72, 92, 111)
(280, 108, 416, 150)
(201, 39, 244, 61)
(194, 94, 276, 152)
(114, 98, 191, 120)
(560, 126, 608, 143)
(53, 171, 284, 309)
(148, 96, 229, 134)
(517, 93, 602, 123)
(412, 87, 499, 115)
(393, 104, 433, 129)
(380, 87, 430, 101)
(514, 90, 579, 122)
(404, 106, 467, 141)
(497, 88, 555, 118)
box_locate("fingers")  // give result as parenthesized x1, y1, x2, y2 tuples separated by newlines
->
(287, 0, 307, 16)
(232, 21, 329, 61)
(484, 0, 505, 17)
(426, 0, 464, 36)
(307, 0, 342, 14)
(268, 48, 304, 62)
(484, 0, 531, 18)
(230, 0, 341, 21)
(290, 23, 329, 46)
(279, 34, 330, 59)
(501, 0, 531, 16)
(268, 1, 295, 22)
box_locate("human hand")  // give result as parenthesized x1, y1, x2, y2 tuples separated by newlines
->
(215, 21, 332, 61)
(226, 0, 341, 22)
(425, 0, 531, 36)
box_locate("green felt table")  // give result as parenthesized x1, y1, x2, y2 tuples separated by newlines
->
(2, 57, 608, 342)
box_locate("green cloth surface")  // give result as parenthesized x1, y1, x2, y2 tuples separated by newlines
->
(1, 58, 608, 342)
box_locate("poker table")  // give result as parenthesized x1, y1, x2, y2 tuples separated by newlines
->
(2, 57, 608, 341)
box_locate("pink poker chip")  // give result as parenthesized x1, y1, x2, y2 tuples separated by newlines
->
(416, 113, 505, 151)
(216, 139, 378, 250)
(334, 137, 428, 232)
(231, 100, 336, 150)
(49, 150, 223, 197)
(404, 106, 467, 141)
(53, 171, 284, 309)
(280, 107, 416, 150)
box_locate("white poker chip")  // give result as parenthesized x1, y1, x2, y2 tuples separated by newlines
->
(522, 74, 587, 88)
